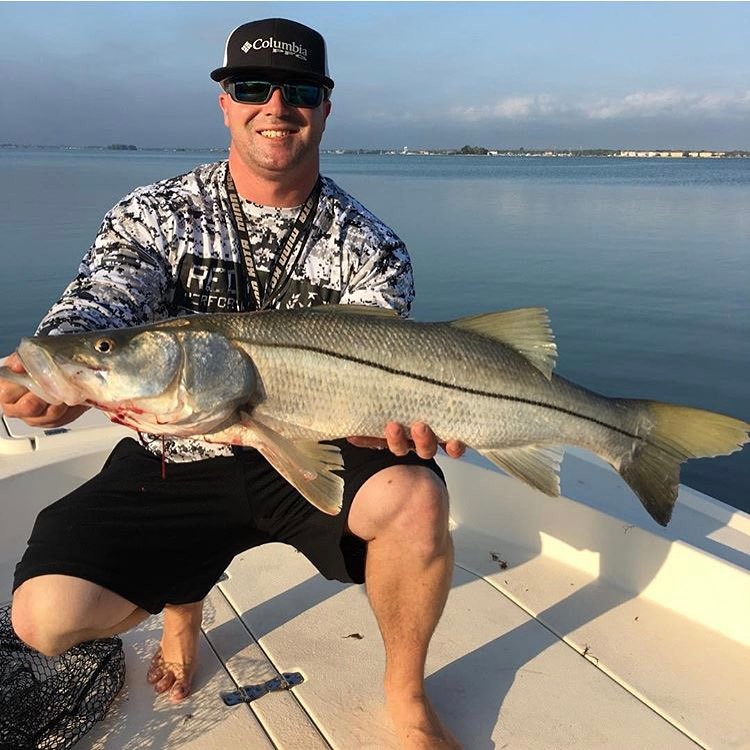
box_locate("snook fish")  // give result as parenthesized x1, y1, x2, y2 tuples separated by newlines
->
(2, 305, 748, 526)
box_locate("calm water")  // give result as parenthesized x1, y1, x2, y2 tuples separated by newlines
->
(1, 149, 748, 512)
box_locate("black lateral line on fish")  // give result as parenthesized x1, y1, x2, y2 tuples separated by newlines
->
(263, 342, 642, 441)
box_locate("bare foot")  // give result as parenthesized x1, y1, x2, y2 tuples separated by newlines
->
(146, 601, 203, 702)
(387, 693, 462, 750)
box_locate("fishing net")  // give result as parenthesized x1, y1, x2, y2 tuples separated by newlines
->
(0, 603, 125, 750)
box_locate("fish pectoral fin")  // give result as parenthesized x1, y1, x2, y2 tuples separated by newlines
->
(450, 308, 557, 379)
(479, 444, 564, 496)
(205, 414, 345, 516)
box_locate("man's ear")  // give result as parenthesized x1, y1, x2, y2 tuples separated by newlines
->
(321, 98, 332, 131)
(218, 92, 231, 127)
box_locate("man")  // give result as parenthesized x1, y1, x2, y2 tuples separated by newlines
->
(1, 19, 463, 750)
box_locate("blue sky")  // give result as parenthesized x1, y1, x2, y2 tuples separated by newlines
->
(1, 2, 749, 150)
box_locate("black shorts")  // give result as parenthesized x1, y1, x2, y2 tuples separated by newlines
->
(13, 438, 445, 614)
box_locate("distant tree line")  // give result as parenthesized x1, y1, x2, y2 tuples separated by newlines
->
(459, 145, 489, 155)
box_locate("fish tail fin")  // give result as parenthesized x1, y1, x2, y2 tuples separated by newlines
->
(619, 402, 749, 526)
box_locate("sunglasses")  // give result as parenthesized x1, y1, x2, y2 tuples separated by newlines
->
(224, 79, 329, 108)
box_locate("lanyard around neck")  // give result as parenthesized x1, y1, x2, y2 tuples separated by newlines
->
(225, 170, 322, 310)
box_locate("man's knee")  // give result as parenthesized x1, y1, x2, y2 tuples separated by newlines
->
(11, 574, 137, 657)
(393, 466, 450, 531)
(12, 580, 72, 656)
(349, 464, 451, 551)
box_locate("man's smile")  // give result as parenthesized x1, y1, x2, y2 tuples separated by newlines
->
(259, 129, 297, 139)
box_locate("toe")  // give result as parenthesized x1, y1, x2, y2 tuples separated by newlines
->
(154, 672, 176, 694)
(147, 649, 166, 684)
(147, 668, 165, 685)
(169, 680, 191, 702)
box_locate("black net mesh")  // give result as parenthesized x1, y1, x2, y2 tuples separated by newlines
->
(0, 604, 125, 750)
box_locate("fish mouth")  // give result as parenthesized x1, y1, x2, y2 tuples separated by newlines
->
(17, 338, 85, 406)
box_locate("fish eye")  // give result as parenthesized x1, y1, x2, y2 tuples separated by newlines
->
(93, 337, 116, 354)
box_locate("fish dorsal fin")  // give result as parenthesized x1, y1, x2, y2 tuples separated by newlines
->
(323, 304, 400, 318)
(450, 307, 557, 379)
(479, 444, 564, 497)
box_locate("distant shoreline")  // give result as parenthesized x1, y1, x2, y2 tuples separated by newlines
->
(1, 144, 748, 159)
(0, 144, 230, 154)
(327, 148, 750, 159)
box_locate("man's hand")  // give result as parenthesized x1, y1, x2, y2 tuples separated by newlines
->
(348, 421, 466, 460)
(0, 353, 88, 428)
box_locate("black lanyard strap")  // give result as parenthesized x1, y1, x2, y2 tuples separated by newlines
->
(225, 169, 322, 310)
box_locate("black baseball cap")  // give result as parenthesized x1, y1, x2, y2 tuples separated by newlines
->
(210, 18, 334, 89)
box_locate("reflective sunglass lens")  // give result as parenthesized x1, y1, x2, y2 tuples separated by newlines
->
(233, 81, 272, 103)
(228, 81, 324, 108)
(287, 84, 323, 107)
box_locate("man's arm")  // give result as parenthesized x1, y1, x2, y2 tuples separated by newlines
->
(339, 232, 415, 317)
(2, 192, 172, 428)
(37, 193, 172, 337)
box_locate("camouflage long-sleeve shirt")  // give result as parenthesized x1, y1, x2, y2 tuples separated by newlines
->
(38, 160, 415, 461)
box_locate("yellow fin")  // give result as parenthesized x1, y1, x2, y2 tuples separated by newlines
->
(450, 308, 557, 379)
(618, 402, 750, 526)
(203, 414, 345, 515)
(479, 444, 564, 496)
(646, 402, 750, 460)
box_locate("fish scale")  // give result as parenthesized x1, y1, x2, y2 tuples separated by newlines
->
(237, 310, 635, 451)
(5, 304, 749, 526)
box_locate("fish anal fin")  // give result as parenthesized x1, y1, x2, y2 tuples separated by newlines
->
(479, 444, 564, 497)
(450, 308, 557, 379)
(203, 414, 344, 515)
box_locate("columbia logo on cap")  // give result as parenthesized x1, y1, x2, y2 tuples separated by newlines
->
(210, 18, 334, 89)
(240, 36, 308, 61)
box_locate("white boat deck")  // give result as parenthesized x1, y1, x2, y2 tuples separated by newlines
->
(1, 411, 749, 749)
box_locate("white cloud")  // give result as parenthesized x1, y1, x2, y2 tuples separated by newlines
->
(452, 95, 565, 122)
(584, 90, 750, 120)
(446, 90, 750, 123)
